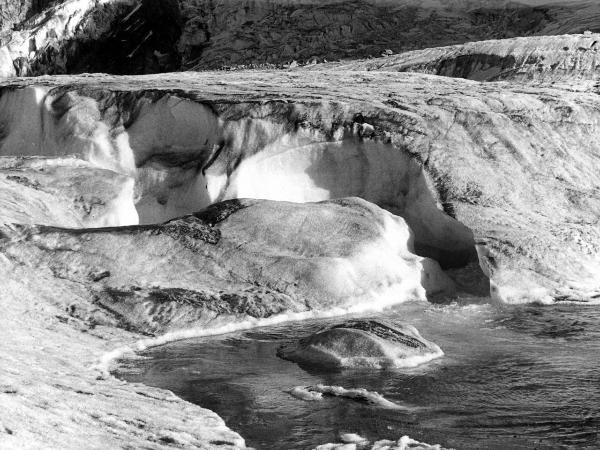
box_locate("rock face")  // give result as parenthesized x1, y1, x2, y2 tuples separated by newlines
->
(1, 70, 598, 302)
(0, 0, 56, 34)
(278, 319, 443, 369)
(3, 0, 600, 75)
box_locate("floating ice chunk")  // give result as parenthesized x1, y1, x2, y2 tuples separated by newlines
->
(289, 386, 323, 401)
(314, 444, 357, 450)
(372, 436, 450, 450)
(313, 434, 448, 450)
(340, 433, 368, 444)
(289, 384, 406, 410)
(278, 319, 443, 369)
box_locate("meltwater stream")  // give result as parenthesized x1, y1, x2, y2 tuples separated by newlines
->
(115, 301, 600, 449)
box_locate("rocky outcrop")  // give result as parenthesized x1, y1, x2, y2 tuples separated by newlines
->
(0, 0, 140, 77)
(278, 319, 443, 369)
(4, 0, 600, 75)
(0, 0, 57, 34)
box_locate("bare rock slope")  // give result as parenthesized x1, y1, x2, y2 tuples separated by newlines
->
(0, 251, 246, 449)
(4, 0, 600, 75)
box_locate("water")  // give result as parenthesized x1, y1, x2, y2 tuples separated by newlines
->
(115, 301, 600, 449)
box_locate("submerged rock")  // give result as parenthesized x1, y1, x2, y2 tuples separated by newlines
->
(278, 319, 443, 369)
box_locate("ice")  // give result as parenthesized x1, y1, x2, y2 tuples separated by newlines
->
(288, 385, 407, 410)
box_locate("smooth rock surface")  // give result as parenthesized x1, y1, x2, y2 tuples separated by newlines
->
(278, 319, 443, 369)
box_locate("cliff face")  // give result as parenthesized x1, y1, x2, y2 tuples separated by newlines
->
(0, 0, 57, 33)
(3, 0, 600, 76)
(0, 70, 598, 304)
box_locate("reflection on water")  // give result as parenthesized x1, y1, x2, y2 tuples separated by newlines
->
(115, 301, 600, 449)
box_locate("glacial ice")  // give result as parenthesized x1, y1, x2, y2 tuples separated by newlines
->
(278, 319, 443, 369)
(314, 435, 449, 450)
(371, 436, 448, 450)
(0, 82, 489, 298)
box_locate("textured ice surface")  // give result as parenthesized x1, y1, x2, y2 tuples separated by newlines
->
(278, 319, 443, 369)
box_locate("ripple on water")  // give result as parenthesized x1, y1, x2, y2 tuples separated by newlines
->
(115, 302, 600, 449)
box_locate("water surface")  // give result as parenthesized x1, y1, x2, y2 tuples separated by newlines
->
(115, 301, 600, 449)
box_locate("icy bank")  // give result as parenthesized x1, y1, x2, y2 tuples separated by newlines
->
(0, 156, 137, 227)
(0, 255, 245, 449)
(0, 70, 598, 302)
(1, 198, 455, 337)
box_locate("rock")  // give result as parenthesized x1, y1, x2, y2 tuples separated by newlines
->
(0, 0, 56, 33)
(277, 319, 443, 369)
(4, 0, 600, 75)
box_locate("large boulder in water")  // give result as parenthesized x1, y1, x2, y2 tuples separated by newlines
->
(277, 319, 443, 369)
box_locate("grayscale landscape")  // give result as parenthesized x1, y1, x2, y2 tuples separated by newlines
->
(0, 1, 599, 449)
